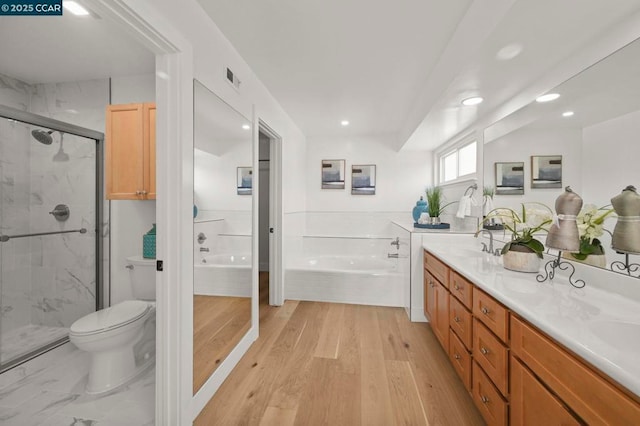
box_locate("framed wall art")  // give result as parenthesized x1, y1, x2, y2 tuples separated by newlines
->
(495, 162, 524, 195)
(321, 159, 345, 189)
(531, 155, 562, 189)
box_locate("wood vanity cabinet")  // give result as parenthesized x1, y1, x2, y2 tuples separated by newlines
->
(423, 252, 450, 351)
(106, 102, 156, 200)
(423, 248, 640, 425)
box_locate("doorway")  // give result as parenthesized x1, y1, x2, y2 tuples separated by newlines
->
(258, 123, 283, 308)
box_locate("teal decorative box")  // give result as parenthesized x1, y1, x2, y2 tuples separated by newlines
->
(143, 223, 156, 259)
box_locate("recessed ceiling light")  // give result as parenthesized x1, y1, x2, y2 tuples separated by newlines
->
(496, 43, 523, 61)
(64, 1, 90, 16)
(562, 111, 574, 117)
(536, 93, 560, 103)
(341, 120, 349, 126)
(242, 124, 250, 130)
(461, 97, 483, 106)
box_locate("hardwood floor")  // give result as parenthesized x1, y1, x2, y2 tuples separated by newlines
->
(195, 273, 484, 425)
(193, 295, 251, 394)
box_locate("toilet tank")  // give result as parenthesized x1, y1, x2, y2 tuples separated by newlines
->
(126, 256, 156, 301)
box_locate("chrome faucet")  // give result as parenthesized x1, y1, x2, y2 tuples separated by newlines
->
(474, 229, 495, 254)
(390, 237, 400, 249)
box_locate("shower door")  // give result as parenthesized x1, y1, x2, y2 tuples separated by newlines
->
(0, 105, 103, 371)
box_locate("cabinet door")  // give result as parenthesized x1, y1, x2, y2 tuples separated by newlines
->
(144, 103, 156, 199)
(510, 356, 580, 426)
(424, 271, 438, 322)
(434, 282, 450, 350)
(106, 104, 145, 199)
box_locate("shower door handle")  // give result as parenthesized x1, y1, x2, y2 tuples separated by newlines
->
(269, 228, 274, 233)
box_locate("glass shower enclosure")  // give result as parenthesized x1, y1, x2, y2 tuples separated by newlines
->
(0, 104, 103, 372)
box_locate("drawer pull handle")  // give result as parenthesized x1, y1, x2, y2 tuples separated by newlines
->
(481, 306, 490, 315)
(454, 353, 461, 360)
(480, 347, 490, 355)
(454, 316, 461, 323)
(480, 395, 490, 404)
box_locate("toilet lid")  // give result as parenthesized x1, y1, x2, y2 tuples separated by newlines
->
(70, 300, 150, 335)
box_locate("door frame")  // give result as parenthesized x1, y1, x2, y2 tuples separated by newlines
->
(258, 120, 284, 306)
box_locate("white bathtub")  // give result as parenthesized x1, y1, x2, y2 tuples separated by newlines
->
(285, 255, 403, 307)
(194, 253, 252, 297)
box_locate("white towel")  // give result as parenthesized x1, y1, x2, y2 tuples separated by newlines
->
(456, 195, 473, 219)
(483, 195, 494, 217)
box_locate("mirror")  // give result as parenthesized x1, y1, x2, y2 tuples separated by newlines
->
(321, 159, 345, 189)
(483, 37, 640, 271)
(193, 80, 252, 394)
(351, 164, 376, 195)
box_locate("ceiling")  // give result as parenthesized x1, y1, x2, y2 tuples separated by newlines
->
(196, 0, 640, 151)
(484, 36, 640, 143)
(0, 10, 155, 85)
(2, 1, 639, 153)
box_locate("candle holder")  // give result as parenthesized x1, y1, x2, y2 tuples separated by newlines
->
(537, 251, 586, 288)
(610, 253, 640, 278)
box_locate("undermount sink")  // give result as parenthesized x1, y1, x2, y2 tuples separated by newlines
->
(588, 320, 640, 353)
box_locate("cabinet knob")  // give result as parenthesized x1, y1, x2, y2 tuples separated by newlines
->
(141, 190, 148, 195)
(429, 280, 435, 288)
(481, 306, 490, 315)
(480, 347, 490, 355)
(454, 284, 460, 290)
(454, 316, 461, 323)
(135, 190, 142, 195)
(480, 395, 490, 404)
(454, 353, 461, 360)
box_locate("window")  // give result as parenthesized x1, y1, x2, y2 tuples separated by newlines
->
(440, 140, 477, 183)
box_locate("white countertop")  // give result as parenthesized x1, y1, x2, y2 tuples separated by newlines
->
(422, 233, 640, 397)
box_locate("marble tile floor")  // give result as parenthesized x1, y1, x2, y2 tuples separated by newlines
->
(0, 344, 154, 425)
(1, 325, 69, 365)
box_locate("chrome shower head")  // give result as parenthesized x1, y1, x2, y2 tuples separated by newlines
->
(31, 129, 54, 145)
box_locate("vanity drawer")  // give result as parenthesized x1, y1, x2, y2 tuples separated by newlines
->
(424, 251, 449, 289)
(474, 318, 509, 397)
(511, 315, 640, 425)
(449, 330, 472, 392)
(472, 361, 508, 426)
(510, 355, 580, 426)
(449, 295, 472, 349)
(450, 271, 473, 309)
(473, 287, 509, 342)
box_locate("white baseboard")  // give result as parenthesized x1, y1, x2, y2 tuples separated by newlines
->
(411, 307, 428, 322)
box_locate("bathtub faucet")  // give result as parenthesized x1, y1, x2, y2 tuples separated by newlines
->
(390, 237, 400, 249)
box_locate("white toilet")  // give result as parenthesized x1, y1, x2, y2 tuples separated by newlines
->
(70, 256, 156, 394)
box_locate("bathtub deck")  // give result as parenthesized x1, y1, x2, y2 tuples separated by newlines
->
(195, 273, 483, 425)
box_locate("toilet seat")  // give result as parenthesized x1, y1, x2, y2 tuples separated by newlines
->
(70, 300, 151, 336)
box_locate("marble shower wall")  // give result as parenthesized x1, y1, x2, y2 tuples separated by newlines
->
(0, 72, 107, 341)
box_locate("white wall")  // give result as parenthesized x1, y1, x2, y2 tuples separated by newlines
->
(306, 135, 432, 212)
(483, 125, 583, 211)
(109, 73, 156, 304)
(582, 110, 640, 206)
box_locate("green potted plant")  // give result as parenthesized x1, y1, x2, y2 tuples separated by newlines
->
(483, 203, 553, 272)
(564, 204, 615, 267)
(425, 186, 457, 225)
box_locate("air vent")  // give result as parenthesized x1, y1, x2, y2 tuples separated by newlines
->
(225, 67, 241, 90)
